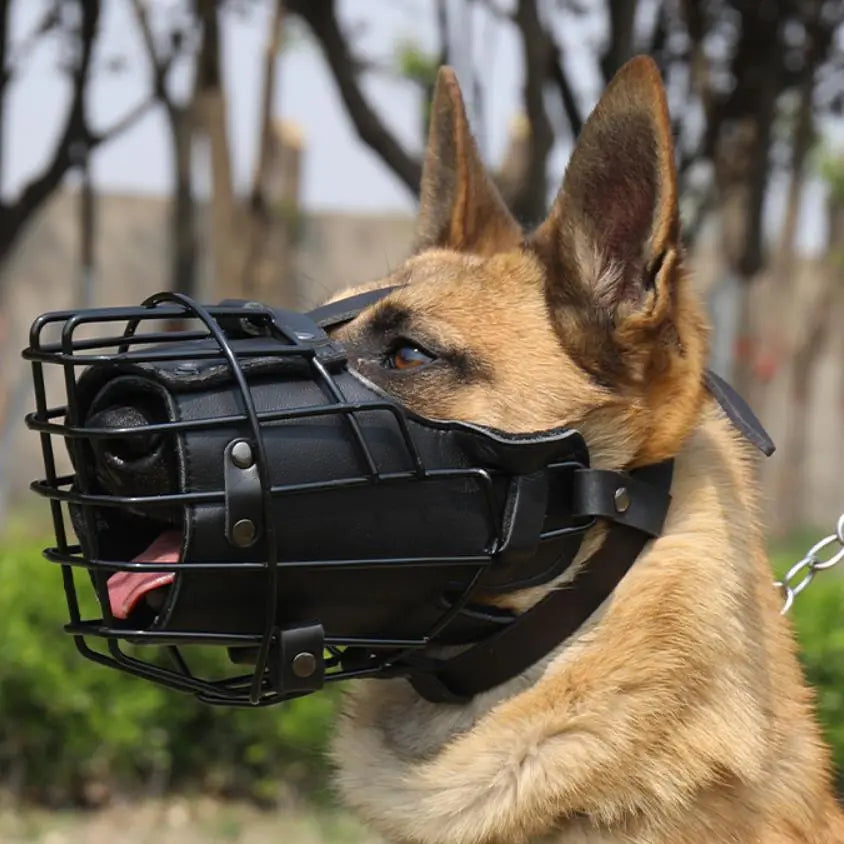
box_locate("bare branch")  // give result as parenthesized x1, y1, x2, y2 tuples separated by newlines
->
(508, 0, 554, 223)
(0, 0, 100, 264)
(130, 0, 165, 80)
(436, 0, 449, 66)
(287, 0, 422, 196)
(131, 0, 198, 299)
(6, 2, 60, 77)
(129, 0, 180, 106)
(0, 0, 154, 268)
(88, 96, 155, 146)
(546, 37, 584, 139)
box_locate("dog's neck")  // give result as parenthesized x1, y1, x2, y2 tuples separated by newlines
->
(332, 526, 612, 785)
(331, 406, 841, 844)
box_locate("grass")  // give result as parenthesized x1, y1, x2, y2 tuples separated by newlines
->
(0, 798, 383, 844)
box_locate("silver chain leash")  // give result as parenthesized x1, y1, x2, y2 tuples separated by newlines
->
(776, 513, 844, 614)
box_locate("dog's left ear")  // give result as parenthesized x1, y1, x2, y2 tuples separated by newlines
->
(416, 67, 523, 256)
(532, 56, 679, 334)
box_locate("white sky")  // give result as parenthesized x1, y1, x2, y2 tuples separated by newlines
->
(2, 0, 838, 253)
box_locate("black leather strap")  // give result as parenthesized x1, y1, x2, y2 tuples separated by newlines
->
(306, 287, 774, 456)
(703, 369, 775, 455)
(307, 286, 402, 329)
(572, 465, 671, 537)
(406, 459, 674, 702)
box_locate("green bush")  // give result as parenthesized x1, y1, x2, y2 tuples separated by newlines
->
(772, 539, 844, 794)
(0, 537, 340, 806)
(0, 533, 841, 805)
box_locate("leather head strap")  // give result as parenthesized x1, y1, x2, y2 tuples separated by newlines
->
(307, 286, 403, 329)
(703, 369, 775, 456)
(307, 288, 775, 456)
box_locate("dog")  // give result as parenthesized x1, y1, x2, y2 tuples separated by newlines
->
(323, 57, 844, 843)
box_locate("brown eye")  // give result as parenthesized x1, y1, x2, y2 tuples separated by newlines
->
(386, 343, 436, 371)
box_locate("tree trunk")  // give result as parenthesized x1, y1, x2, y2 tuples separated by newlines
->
(776, 196, 842, 532)
(601, 0, 640, 81)
(778, 283, 835, 530)
(194, 0, 241, 300)
(241, 0, 299, 305)
(775, 95, 814, 282)
(708, 117, 759, 386)
(129, 0, 198, 303)
(78, 147, 96, 307)
(772, 70, 816, 532)
(0, 1, 100, 282)
(0, 0, 8, 196)
(169, 103, 197, 299)
(243, 121, 302, 306)
(508, 0, 553, 225)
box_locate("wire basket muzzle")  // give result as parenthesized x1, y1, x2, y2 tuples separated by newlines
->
(72, 346, 505, 641)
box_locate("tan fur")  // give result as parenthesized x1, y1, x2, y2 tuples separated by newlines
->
(325, 58, 844, 843)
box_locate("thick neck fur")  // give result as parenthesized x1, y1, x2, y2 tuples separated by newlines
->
(331, 405, 843, 844)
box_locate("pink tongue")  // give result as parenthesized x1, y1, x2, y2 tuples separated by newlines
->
(107, 531, 181, 620)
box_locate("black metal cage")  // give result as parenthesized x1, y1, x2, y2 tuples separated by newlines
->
(21, 292, 527, 706)
(23, 290, 599, 707)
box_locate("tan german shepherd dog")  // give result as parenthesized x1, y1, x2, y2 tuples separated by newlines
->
(327, 57, 844, 843)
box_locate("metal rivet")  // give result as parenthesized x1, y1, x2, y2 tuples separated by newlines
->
(614, 487, 630, 513)
(174, 362, 199, 375)
(230, 440, 253, 469)
(231, 518, 256, 547)
(292, 652, 317, 678)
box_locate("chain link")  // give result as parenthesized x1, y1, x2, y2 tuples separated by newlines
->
(776, 514, 844, 614)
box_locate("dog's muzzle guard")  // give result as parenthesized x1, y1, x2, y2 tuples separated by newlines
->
(22, 290, 772, 706)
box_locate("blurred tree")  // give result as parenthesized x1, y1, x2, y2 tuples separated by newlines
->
(191, 0, 300, 303)
(685, 0, 841, 388)
(130, 0, 199, 300)
(0, 0, 153, 285)
(776, 147, 844, 527)
(0, 0, 302, 303)
(287, 0, 843, 381)
(0, 0, 153, 528)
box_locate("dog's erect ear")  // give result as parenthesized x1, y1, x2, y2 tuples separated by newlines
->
(416, 67, 522, 256)
(532, 56, 679, 329)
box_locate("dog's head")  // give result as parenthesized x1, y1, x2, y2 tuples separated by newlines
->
(25, 56, 719, 706)
(335, 56, 709, 469)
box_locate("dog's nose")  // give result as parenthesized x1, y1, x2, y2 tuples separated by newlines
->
(84, 387, 178, 500)
(89, 402, 163, 469)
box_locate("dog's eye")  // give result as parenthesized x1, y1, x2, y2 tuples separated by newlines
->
(385, 343, 436, 371)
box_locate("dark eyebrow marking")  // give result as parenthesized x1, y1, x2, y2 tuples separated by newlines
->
(368, 303, 412, 336)
(444, 350, 494, 384)
(363, 301, 494, 384)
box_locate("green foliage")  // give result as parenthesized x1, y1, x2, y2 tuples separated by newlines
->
(772, 543, 844, 793)
(394, 40, 440, 131)
(818, 147, 844, 204)
(394, 41, 439, 89)
(0, 538, 339, 805)
(1, 533, 841, 805)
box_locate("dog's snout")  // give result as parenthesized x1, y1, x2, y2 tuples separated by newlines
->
(89, 402, 163, 467)
(84, 380, 178, 501)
